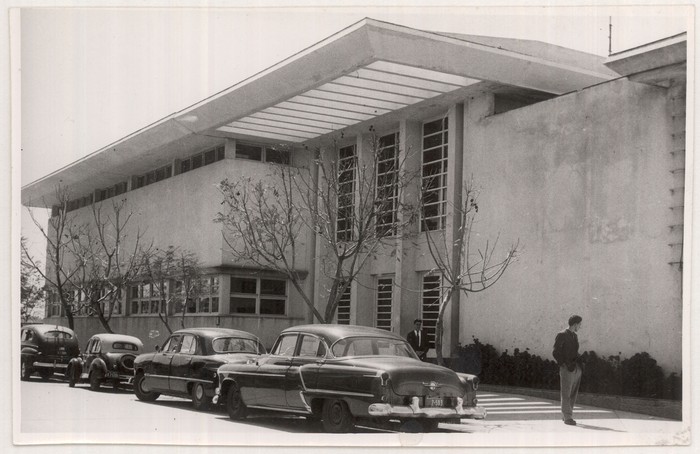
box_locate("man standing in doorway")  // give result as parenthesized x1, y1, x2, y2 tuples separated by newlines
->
(407, 319, 429, 361)
(553, 315, 584, 426)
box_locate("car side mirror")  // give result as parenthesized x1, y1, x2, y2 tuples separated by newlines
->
(155, 345, 161, 353)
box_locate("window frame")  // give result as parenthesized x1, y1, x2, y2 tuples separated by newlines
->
(229, 276, 288, 316)
(421, 116, 449, 232)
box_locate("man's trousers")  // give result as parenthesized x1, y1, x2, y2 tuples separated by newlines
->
(559, 364, 582, 420)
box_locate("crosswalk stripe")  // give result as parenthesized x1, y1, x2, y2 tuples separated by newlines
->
(480, 402, 556, 407)
(487, 409, 612, 414)
(477, 397, 525, 402)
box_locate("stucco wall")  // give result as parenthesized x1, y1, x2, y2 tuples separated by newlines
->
(461, 79, 682, 373)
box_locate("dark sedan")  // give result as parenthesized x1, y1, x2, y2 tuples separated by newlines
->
(213, 324, 485, 432)
(20, 324, 80, 381)
(133, 327, 265, 411)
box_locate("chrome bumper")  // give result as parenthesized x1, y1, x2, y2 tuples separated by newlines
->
(368, 397, 487, 419)
(32, 362, 68, 369)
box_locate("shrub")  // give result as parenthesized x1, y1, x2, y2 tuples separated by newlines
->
(453, 339, 680, 400)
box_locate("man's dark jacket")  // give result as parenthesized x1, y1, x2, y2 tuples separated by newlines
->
(407, 329, 429, 360)
(553, 329, 583, 372)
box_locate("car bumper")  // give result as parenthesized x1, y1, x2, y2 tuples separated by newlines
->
(32, 361, 69, 370)
(367, 397, 487, 420)
(105, 371, 134, 382)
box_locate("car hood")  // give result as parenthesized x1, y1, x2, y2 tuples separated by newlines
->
(334, 356, 463, 396)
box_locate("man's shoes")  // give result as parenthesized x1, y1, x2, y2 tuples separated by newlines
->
(564, 419, 577, 426)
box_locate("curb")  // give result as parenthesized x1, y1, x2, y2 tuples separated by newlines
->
(479, 384, 682, 421)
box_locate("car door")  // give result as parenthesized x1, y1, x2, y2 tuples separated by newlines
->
(253, 333, 298, 408)
(149, 335, 181, 392)
(168, 333, 197, 395)
(285, 334, 326, 411)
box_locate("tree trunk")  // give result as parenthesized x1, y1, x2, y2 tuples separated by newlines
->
(93, 303, 114, 333)
(434, 289, 453, 366)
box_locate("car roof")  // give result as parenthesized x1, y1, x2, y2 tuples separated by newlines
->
(24, 324, 75, 335)
(280, 324, 405, 345)
(172, 327, 261, 340)
(90, 333, 143, 346)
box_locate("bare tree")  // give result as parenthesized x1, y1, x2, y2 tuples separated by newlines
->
(423, 178, 519, 365)
(141, 246, 203, 333)
(20, 236, 44, 323)
(23, 187, 82, 329)
(216, 133, 418, 323)
(65, 199, 151, 333)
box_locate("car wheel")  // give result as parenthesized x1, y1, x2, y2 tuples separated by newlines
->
(89, 373, 103, 391)
(20, 360, 32, 381)
(226, 382, 247, 420)
(39, 369, 52, 381)
(134, 373, 160, 402)
(67, 365, 76, 388)
(192, 383, 210, 411)
(321, 399, 354, 433)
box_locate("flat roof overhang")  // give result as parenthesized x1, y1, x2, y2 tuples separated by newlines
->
(604, 33, 687, 87)
(22, 18, 616, 208)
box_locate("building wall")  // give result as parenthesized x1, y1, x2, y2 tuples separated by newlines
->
(44, 151, 314, 347)
(460, 79, 682, 373)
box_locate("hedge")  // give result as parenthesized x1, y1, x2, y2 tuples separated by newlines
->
(450, 338, 681, 400)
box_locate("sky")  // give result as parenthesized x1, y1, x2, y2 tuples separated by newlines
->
(12, 2, 692, 270)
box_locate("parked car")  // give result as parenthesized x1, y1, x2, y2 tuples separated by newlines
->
(20, 324, 80, 381)
(133, 327, 266, 411)
(67, 333, 144, 391)
(213, 324, 486, 433)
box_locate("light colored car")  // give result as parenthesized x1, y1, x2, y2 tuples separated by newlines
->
(67, 333, 144, 391)
(213, 324, 486, 433)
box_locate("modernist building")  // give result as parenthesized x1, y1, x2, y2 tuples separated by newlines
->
(22, 19, 687, 373)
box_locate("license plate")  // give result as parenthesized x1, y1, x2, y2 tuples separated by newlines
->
(105, 371, 119, 379)
(425, 397, 444, 408)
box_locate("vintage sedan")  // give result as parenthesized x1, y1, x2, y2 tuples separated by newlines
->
(20, 324, 80, 381)
(213, 324, 486, 433)
(133, 327, 266, 411)
(67, 333, 144, 391)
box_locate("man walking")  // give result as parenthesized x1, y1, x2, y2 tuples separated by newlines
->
(553, 315, 584, 426)
(407, 319, 429, 361)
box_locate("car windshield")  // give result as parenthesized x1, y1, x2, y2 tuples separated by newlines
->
(111, 342, 139, 352)
(331, 336, 418, 359)
(212, 337, 265, 354)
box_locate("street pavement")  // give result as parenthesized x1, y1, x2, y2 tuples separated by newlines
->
(16, 377, 685, 446)
(443, 391, 683, 435)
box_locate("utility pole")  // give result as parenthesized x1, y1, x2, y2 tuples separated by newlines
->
(608, 16, 613, 56)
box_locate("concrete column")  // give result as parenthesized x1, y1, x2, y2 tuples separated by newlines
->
(398, 119, 423, 337)
(444, 103, 465, 359)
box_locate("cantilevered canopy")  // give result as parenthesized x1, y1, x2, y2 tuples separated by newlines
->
(22, 18, 617, 207)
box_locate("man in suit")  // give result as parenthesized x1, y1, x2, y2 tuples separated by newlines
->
(406, 319, 429, 361)
(553, 315, 584, 426)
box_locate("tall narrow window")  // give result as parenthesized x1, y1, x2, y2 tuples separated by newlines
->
(375, 277, 393, 331)
(421, 117, 448, 231)
(337, 283, 351, 325)
(421, 274, 442, 349)
(336, 144, 356, 241)
(376, 133, 399, 235)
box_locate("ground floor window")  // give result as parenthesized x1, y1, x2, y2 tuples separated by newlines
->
(229, 276, 287, 316)
(375, 277, 393, 331)
(337, 283, 351, 325)
(421, 274, 442, 349)
(129, 283, 165, 315)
